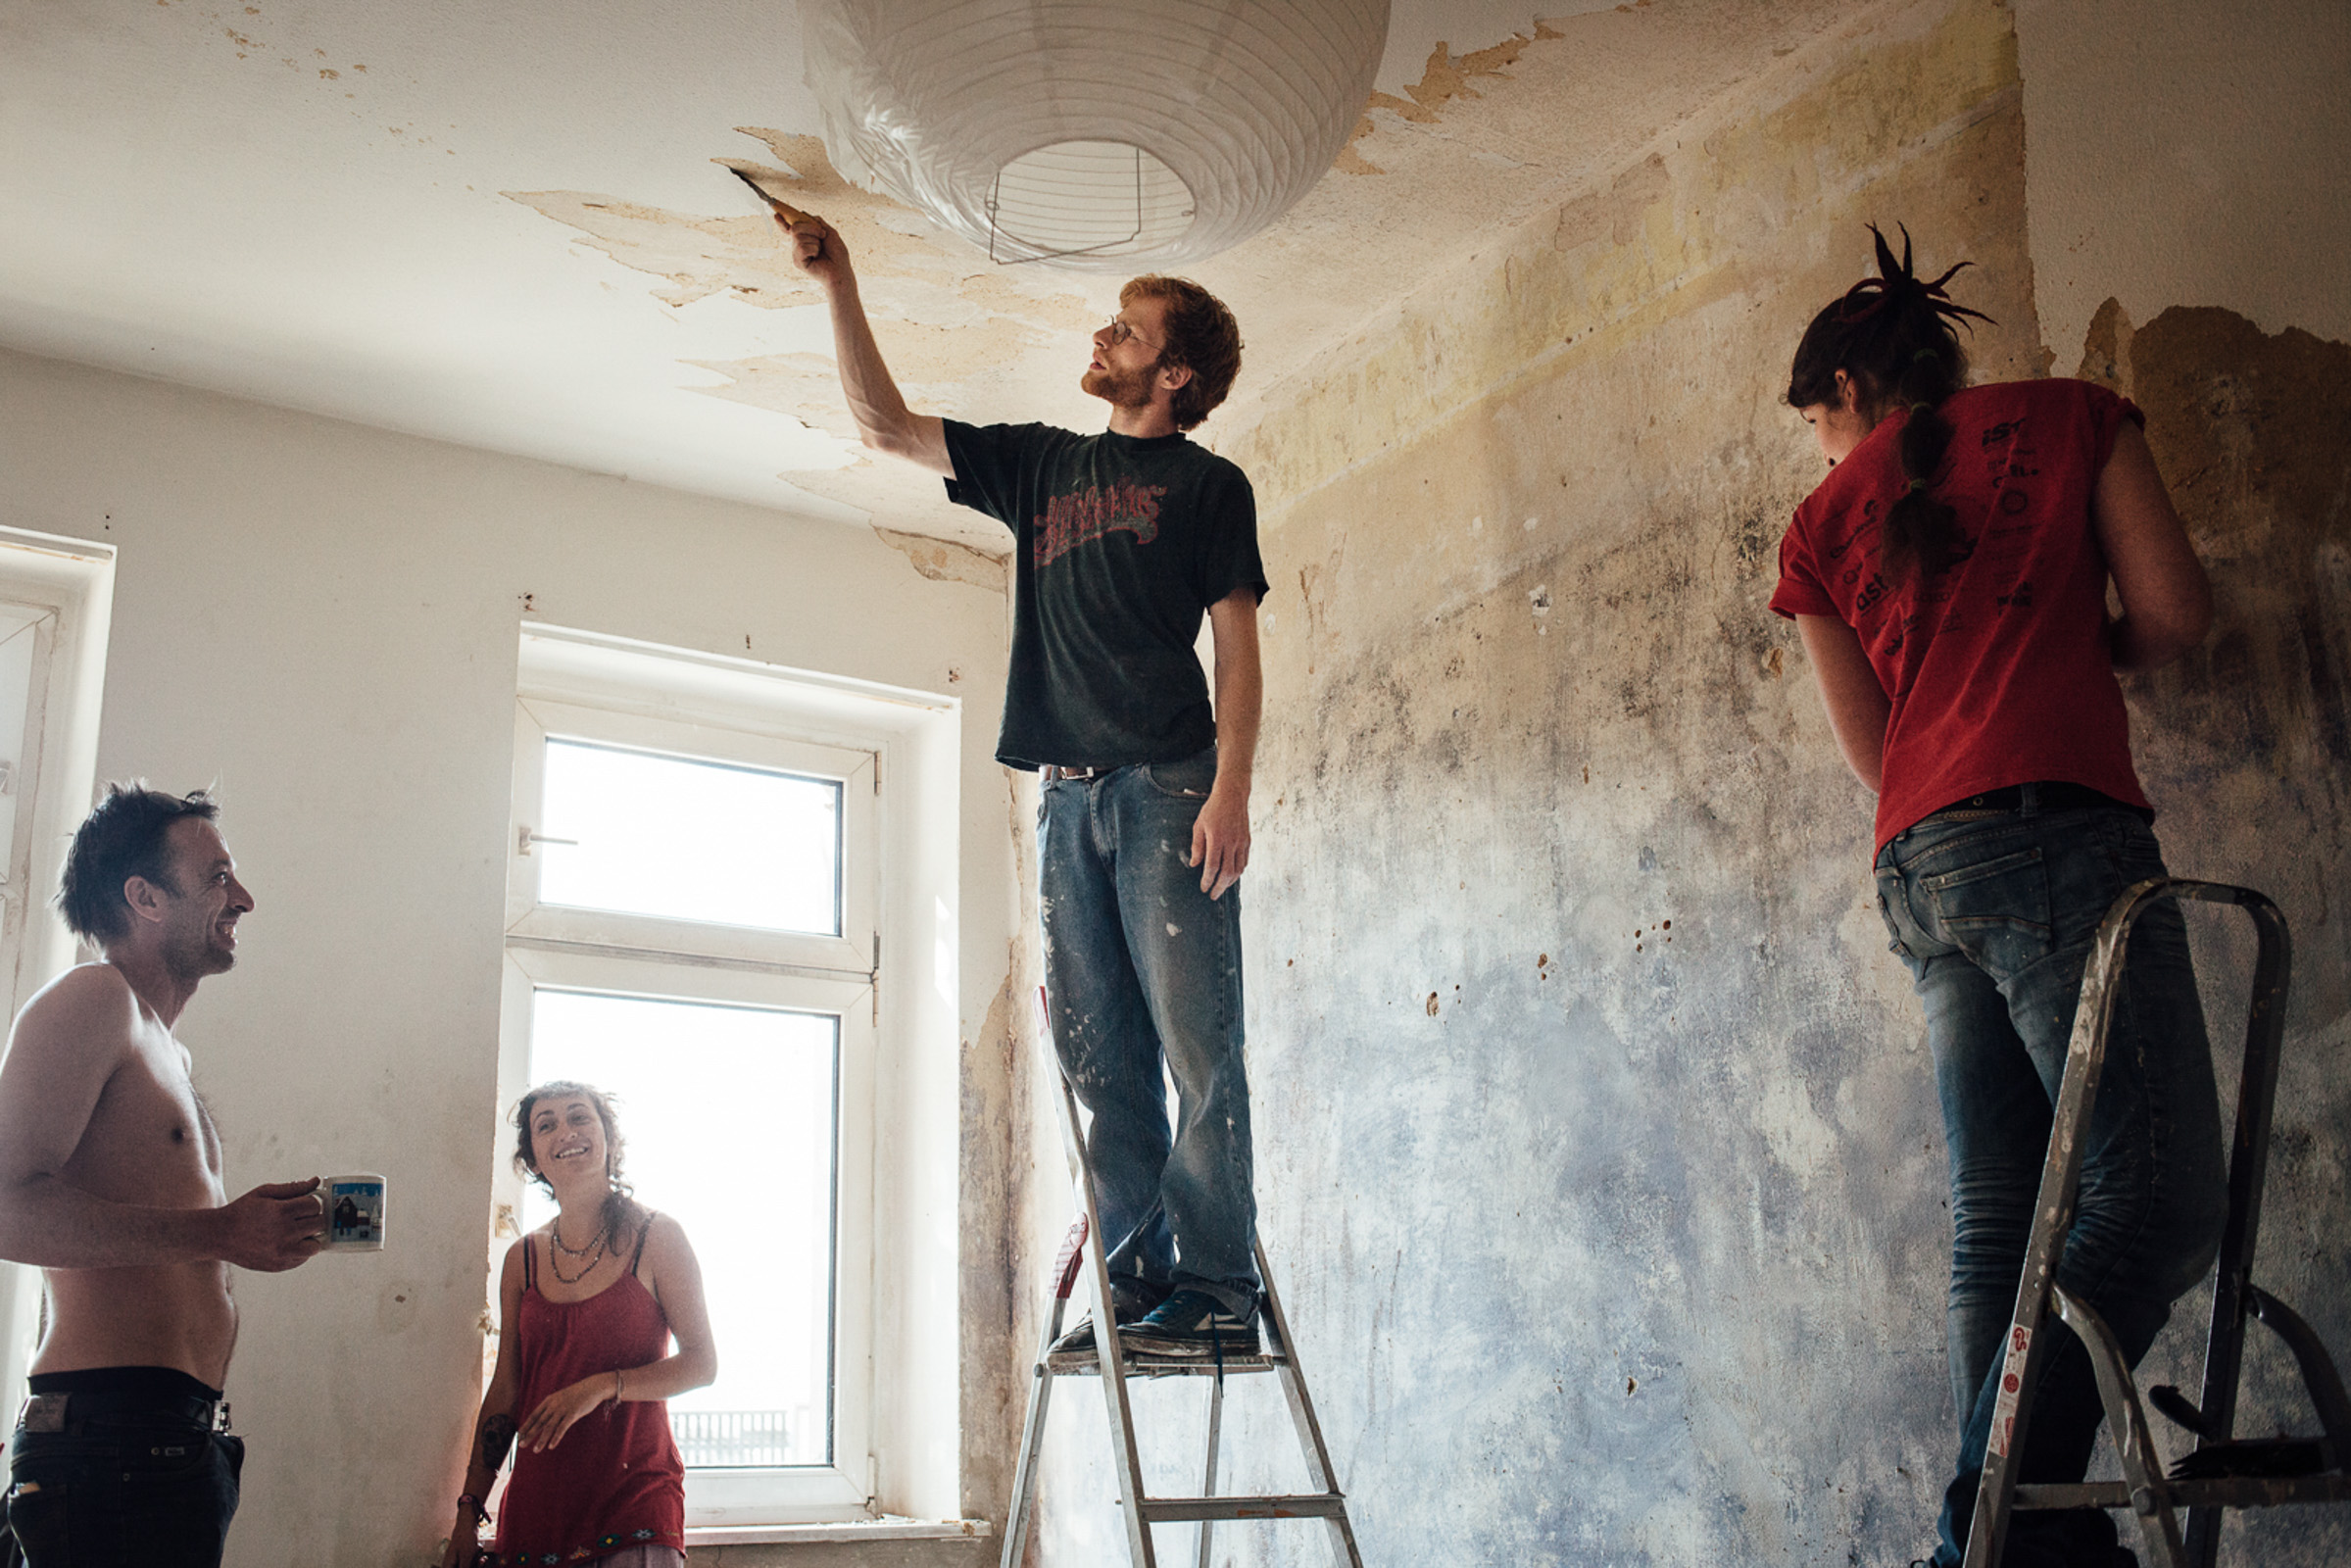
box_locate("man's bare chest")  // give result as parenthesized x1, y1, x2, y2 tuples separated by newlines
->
(66, 1031, 222, 1204)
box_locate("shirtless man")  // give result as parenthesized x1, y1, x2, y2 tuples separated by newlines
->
(0, 786, 326, 1566)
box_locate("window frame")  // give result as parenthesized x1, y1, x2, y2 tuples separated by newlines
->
(496, 947, 876, 1520)
(508, 699, 878, 974)
(0, 528, 114, 1415)
(497, 625, 952, 1529)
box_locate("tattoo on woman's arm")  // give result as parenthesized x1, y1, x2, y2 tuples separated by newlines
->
(482, 1413, 517, 1470)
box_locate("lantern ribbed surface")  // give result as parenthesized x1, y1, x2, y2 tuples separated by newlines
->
(804, 0, 1391, 270)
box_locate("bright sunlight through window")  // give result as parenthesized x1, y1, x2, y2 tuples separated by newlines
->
(537, 739, 842, 935)
(523, 988, 838, 1468)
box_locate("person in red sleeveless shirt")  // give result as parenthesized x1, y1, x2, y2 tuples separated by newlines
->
(1772, 229, 2227, 1568)
(439, 1083, 715, 1568)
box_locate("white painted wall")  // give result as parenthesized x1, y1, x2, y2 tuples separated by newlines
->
(0, 344, 1015, 1566)
(2015, 0, 2351, 361)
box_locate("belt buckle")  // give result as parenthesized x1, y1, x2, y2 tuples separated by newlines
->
(212, 1399, 232, 1434)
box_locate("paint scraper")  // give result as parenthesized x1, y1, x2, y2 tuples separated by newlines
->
(728, 166, 813, 225)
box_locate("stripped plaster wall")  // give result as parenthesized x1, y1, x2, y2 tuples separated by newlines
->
(2012, 0, 2351, 367)
(1014, 0, 2350, 1564)
(0, 345, 1019, 1568)
(2013, 4, 2351, 1562)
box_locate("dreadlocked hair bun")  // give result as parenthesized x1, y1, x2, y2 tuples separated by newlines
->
(1786, 223, 1996, 583)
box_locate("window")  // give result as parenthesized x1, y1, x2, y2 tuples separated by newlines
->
(499, 626, 960, 1529)
(0, 528, 114, 1411)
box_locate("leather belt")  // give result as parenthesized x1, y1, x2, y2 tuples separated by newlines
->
(15, 1390, 231, 1435)
(1040, 764, 1105, 783)
(1919, 781, 2148, 823)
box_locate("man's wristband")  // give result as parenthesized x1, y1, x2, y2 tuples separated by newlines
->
(457, 1493, 488, 1523)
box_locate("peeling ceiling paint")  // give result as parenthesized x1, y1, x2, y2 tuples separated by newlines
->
(2, 0, 1859, 546)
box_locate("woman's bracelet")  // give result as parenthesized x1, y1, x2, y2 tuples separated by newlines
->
(612, 1368, 625, 1405)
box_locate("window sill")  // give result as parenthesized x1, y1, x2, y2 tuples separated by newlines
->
(685, 1517, 993, 1546)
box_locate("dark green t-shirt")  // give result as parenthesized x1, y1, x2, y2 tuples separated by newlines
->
(943, 420, 1268, 770)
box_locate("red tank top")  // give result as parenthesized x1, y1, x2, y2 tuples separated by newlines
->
(491, 1217, 686, 1564)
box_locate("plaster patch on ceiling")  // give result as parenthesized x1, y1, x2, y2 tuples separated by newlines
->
(512, 131, 1118, 551)
(486, 3, 1855, 551)
(681, 354, 1006, 550)
(792, 463, 1004, 553)
(502, 190, 799, 311)
(681, 354, 856, 441)
(152, 0, 365, 71)
(1338, 21, 1569, 174)
(872, 527, 1009, 593)
(511, 132, 1107, 314)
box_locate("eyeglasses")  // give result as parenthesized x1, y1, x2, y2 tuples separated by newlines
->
(1102, 315, 1164, 354)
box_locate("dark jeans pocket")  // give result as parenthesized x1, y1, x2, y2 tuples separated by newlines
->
(6, 1480, 68, 1566)
(1924, 844, 2054, 979)
(1873, 865, 1912, 957)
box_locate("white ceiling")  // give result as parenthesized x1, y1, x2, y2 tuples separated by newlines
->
(0, 1, 1837, 547)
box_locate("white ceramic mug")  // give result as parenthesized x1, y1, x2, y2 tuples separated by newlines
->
(320, 1173, 387, 1252)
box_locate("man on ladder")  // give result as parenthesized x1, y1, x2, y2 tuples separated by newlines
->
(782, 208, 1268, 1359)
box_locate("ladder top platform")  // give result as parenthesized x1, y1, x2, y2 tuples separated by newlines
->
(1044, 1346, 1290, 1378)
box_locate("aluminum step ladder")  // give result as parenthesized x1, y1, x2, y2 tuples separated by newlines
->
(1002, 989, 1365, 1568)
(1965, 879, 2351, 1568)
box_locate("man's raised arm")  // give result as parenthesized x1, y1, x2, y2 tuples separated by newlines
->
(0, 967, 320, 1273)
(780, 214, 953, 477)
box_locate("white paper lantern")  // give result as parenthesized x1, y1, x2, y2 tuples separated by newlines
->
(803, 0, 1392, 270)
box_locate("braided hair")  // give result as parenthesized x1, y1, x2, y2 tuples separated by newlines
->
(1787, 224, 1995, 582)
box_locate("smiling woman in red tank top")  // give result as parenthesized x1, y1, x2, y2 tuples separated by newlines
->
(438, 1082, 717, 1568)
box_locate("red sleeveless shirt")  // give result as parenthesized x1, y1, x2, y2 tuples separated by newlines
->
(492, 1219, 687, 1564)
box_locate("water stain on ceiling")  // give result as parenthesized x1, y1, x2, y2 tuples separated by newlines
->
(510, 129, 1109, 554)
(3, 0, 1867, 560)
(501, 5, 1855, 561)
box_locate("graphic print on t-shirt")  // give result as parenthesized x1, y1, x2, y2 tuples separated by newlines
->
(1965, 414, 2042, 631)
(1034, 477, 1170, 569)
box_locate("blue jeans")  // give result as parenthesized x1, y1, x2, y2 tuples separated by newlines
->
(6, 1387, 243, 1567)
(1040, 746, 1258, 1317)
(1875, 800, 2228, 1567)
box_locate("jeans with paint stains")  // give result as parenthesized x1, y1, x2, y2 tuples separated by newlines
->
(1874, 797, 2227, 1567)
(1040, 745, 1258, 1318)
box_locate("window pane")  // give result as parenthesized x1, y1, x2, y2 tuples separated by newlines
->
(537, 738, 841, 935)
(523, 988, 836, 1468)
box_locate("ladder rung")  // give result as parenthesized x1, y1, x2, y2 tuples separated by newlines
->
(1135, 1493, 1348, 1523)
(2016, 1473, 2351, 1512)
(1044, 1348, 1287, 1378)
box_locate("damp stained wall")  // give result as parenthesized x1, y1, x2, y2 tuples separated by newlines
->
(1007, 1, 2350, 1564)
(2012, 0, 2351, 364)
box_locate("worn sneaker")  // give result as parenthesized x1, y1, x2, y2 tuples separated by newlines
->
(1120, 1290, 1259, 1358)
(1050, 1283, 1166, 1354)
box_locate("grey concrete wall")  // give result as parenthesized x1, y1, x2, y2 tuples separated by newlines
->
(1010, 1, 2348, 1563)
